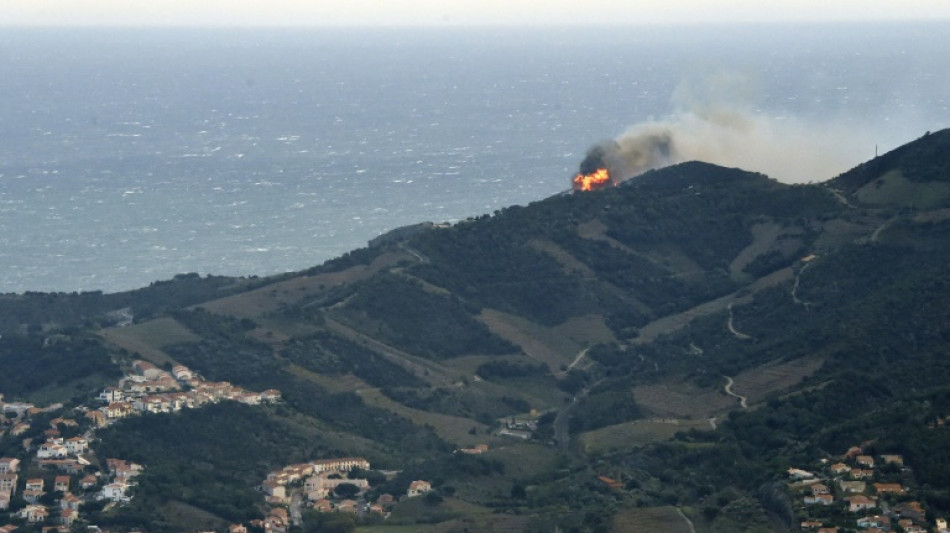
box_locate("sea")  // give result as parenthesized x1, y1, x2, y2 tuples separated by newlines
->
(1, 23, 948, 294)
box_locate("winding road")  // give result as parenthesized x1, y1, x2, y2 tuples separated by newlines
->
(723, 376, 748, 409)
(726, 304, 753, 340)
(791, 261, 814, 307)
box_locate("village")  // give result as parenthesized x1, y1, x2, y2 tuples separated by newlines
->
(254, 457, 436, 533)
(789, 442, 948, 533)
(0, 359, 281, 532)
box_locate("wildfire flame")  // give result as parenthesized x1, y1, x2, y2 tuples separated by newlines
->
(572, 168, 611, 192)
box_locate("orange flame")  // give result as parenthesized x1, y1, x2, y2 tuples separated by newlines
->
(572, 168, 611, 191)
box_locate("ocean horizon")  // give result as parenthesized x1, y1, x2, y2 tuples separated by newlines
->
(1, 23, 948, 294)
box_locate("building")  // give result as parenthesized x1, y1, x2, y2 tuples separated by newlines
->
(407, 480, 432, 498)
(101, 481, 130, 502)
(311, 457, 370, 473)
(19, 504, 49, 523)
(37, 441, 68, 459)
(65, 436, 88, 455)
(0, 473, 18, 494)
(0, 458, 19, 474)
(261, 480, 287, 503)
(847, 495, 878, 512)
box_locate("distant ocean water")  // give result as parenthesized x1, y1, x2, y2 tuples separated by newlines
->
(1, 24, 948, 294)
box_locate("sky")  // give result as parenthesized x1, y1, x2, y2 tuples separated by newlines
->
(2, 0, 949, 27)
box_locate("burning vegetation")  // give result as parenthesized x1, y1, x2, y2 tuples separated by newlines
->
(572, 145, 614, 192)
(573, 168, 611, 192)
(572, 130, 676, 192)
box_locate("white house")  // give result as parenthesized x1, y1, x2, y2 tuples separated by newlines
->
(101, 481, 130, 502)
(37, 442, 69, 459)
(65, 436, 88, 455)
(98, 387, 124, 403)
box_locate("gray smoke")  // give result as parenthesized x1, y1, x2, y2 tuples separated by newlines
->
(593, 73, 882, 184)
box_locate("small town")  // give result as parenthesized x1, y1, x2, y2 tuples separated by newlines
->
(789, 442, 948, 533)
(255, 457, 434, 533)
(0, 359, 281, 532)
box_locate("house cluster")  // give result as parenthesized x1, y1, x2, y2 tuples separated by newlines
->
(260, 457, 374, 514)
(790, 445, 945, 532)
(93, 361, 281, 424)
(0, 355, 288, 532)
(0, 451, 142, 532)
(0, 394, 65, 440)
(257, 456, 432, 531)
(98, 458, 144, 504)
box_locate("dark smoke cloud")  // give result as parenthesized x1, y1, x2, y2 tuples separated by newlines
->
(589, 73, 885, 184)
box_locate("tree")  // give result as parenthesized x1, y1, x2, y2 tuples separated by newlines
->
(302, 510, 356, 533)
(334, 483, 360, 498)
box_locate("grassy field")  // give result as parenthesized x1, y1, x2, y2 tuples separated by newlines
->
(633, 380, 735, 419)
(485, 442, 564, 479)
(357, 507, 529, 533)
(727, 221, 804, 282)
(197, 250, 410, 319)
(477, 309, 582, 370)
(98, 316, 199, 365)
(855, 169, 950, 209)
(285, 363, 367, 394)
(612, 506, 694, 533)
(157, 500, 227, 532)
(580, 418, 713, 455)
(528, 238, 598, 277)
(356, 387, 487, 447)
(730, 356, 825, 404)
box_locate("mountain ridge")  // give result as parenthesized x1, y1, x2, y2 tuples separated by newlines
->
(0, 128, 949, 532)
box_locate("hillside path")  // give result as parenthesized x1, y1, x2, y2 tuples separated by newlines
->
(726, 304, 753, 340)
(723, 376, 748, 409)
(828, 187, 857, 208)
(791, 261, 814, 307)
(676, 507, 696, 533)
(634, 267, 793, 344)
(564, 347, 590, 373)
(870, 216, 899, 242)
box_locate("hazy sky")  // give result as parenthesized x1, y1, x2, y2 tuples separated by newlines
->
(3, 0, 949, 27)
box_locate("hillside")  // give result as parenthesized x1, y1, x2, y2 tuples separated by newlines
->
(1, 129, 949, 532)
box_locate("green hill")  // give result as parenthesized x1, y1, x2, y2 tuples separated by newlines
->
(1, 128, 949, 532)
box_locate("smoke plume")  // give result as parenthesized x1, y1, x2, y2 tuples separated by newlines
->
(591, 73, 881, 184)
